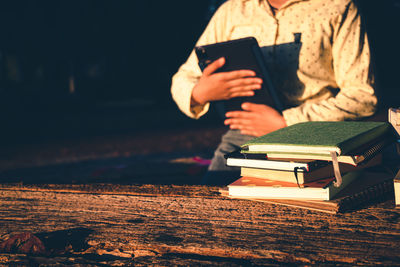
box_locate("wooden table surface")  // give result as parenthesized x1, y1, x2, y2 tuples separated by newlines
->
(1, 183, 399, 266)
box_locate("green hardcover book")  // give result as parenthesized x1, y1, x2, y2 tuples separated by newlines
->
(241, 121, 394, 156)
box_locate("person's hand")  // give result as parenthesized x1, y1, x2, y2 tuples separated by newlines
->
(224, 102, 287, 137)
(191, 57, 263, 106)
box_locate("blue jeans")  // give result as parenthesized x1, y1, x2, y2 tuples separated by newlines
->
(201, 129, 254, 185)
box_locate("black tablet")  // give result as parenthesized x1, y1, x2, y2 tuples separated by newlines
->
(195, 37, 283, 114)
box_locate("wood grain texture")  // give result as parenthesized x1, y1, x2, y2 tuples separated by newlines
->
(1, 184, 400, 266)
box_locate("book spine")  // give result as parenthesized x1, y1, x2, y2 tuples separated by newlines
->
(336, 179, 394, 213)
(395, 177, 400, 207)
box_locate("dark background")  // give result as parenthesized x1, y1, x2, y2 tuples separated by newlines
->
(0, 1, 215, 106)
(0, 0, 399, 148)
(0, 1, 226, 146)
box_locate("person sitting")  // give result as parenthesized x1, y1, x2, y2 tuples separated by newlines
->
(171, 0, 378, 185)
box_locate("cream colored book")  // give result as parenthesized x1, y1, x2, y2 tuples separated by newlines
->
(240, 153, 382, 185)
(395, 170, 400, 208)
(227, 171, 361, 201)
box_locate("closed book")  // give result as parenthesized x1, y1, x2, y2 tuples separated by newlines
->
(222, 167, 395, 213)
(241, 121, 394, 156)
(239, 153, 382, 185)
(226, 150, 329, 171)
(264, 134, 394, 166)
(227, 170, 360, 201)
(195, 37, 283, 113)
(395, 170, 400, 207)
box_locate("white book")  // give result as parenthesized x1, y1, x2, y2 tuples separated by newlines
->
(226, 157, 326, 172)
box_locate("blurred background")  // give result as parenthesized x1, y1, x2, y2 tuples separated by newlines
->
(0, 0, 228, 179)
(0, 0, 399, 179)
(0, 1, 226, 140)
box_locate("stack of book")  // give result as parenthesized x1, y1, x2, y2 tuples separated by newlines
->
(223, 121, 398, 213)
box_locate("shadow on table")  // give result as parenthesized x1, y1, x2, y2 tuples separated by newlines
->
(0, 152, 212, 186)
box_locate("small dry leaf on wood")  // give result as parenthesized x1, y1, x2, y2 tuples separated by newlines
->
(0, 232, 46, 255)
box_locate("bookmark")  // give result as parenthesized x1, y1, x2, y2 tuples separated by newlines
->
(293, 167, 301, 187)
(331, 151, 343, 187)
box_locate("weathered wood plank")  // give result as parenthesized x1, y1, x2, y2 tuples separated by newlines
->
(0, 184, 400, 265)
